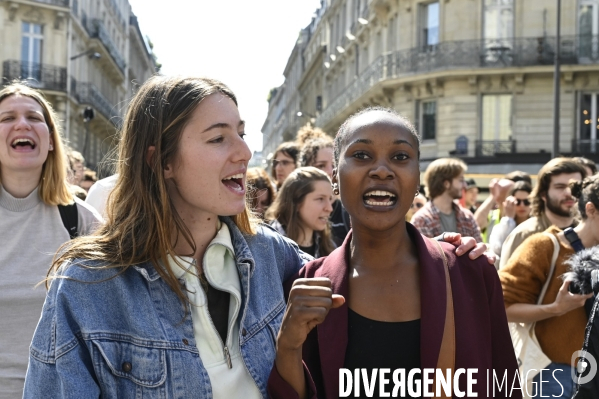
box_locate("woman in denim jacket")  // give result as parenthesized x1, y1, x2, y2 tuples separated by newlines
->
(22, 76, 313, 398)
(24, 77, 486, 399)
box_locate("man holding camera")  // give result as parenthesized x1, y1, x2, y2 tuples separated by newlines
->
(498, 158, 590, 398)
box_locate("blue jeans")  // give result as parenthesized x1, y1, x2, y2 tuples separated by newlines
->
(532, 363, 574, 398)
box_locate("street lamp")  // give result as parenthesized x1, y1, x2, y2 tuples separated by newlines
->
(66, 49, 101, 141)
(297, 111, 316, 125)
(70, 49, 101, 61)
(81, 107, 95, 161)
(552, 0, 561, 158)
(297, 111, 316, 118)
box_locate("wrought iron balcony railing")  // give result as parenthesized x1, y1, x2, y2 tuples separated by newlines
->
(81, 16, 126, 74)
(572, 138, 599, 155)
(475, 140, 516, 157)
(2, 60, 67, 92)
(70, 77, 120, 125)
(316, 35, 599, 127)
(31, 0, 69, 7)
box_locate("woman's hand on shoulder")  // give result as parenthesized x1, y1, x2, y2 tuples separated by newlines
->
(277, 278, 345, 352)
(439, 233, 496, 265)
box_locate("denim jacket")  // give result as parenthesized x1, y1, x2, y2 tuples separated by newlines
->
(269, 219, 335, 258)
(23, 218, 310, 398)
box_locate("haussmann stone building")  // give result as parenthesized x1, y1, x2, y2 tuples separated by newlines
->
(1, 0, 159, 173)
(262, 0, 599, 182)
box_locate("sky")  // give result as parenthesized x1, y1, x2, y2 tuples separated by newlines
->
(127, 0, 323, 154)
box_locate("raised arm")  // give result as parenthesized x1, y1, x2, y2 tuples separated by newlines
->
(270, 278, 344, 399)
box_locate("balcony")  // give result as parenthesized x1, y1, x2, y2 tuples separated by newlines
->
(474, 140, 516, 157)
(81, 16, 126, 74)
(2, 60, 67, 92)
(70, 77, 120, 125)
(31, 0, 69, 7)
(572, 138, 599, 156)
(316, 34, 599, 128)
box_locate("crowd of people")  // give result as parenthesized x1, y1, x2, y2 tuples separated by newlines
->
(2, 76, 599, 399)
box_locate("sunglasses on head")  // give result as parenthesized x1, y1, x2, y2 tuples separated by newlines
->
(272, 159, 294, 168)
(411, 202, 424, 209)
(516, 199, 530, 206)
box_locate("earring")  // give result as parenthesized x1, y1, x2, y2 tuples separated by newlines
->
(415, 190, 419, 197)
(332, 183, 339, 196)
(49, 144, 53, 150)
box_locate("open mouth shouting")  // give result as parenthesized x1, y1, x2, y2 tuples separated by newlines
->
(222, 172, 245, 195)
(10, 137, 36, 151)
(363, 190, 397, 207)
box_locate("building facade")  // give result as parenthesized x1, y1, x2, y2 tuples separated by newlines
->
(262, 0, 599, 177)
(1, 0, 157, 173)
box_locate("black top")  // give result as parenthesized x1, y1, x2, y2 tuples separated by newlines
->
(200, 278, 230, 344)
(330, 199, 350, 246)
(299, 242, 317, 257)
(344, 308, 421, 398)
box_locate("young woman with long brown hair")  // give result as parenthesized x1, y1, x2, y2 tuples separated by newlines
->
(266, 167, 336, 257)
(23, 76, 309, 398)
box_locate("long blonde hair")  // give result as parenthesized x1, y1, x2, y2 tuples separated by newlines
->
(0, 83, 72, 205)
(49, 76, 258, 305)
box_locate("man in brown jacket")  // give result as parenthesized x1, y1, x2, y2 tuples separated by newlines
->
(500, 225, 593, 398)
(498, 158, 586, 269)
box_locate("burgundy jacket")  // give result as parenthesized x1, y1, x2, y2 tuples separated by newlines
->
(268, 223, 520, 399)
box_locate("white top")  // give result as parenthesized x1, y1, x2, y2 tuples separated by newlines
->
(166, 222, 261, 399)
(0, 185, 102, 399)
(488, 216, 517, 263)
(85, 174, 118, 218)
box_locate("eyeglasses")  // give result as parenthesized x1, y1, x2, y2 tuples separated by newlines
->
(516, 199, 531, 206)
(410, 202, 424, 209)
(272, 159, 294, 168)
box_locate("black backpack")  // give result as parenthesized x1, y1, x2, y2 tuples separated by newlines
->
(58, 203, 79, 239)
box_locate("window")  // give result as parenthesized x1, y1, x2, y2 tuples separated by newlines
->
(578, 93, 599, 152)
(21, 22, 43, 81)
(420, 2, 439, 51)
(483, 0, 513, 42)
(418, 100, 437, 140)
(387, 15, 396, 51)
(481, 94, 512, 142)
(579, 0, 599, 58)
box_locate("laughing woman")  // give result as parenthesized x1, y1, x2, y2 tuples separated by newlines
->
(268, 107, 520, 399)
(0, 83, 101, 397)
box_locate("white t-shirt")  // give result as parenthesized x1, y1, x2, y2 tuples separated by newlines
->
(85, 174, 118, 218)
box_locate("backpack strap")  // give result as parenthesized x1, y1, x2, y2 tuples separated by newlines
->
(58, 202, 79, 239)
(539, 232, 560, 304)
